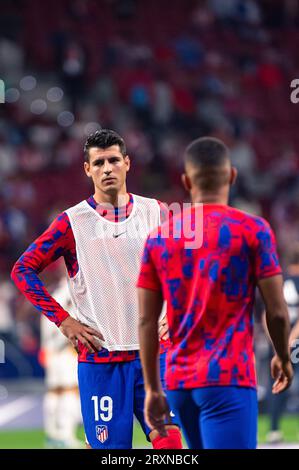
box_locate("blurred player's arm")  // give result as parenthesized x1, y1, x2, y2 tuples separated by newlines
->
(258, 276, 291, 362)
(11, 212, 102, 353)
(137, 238, 170, 436)
(138, 286, 163, 391)
(254, 219, 293, 393)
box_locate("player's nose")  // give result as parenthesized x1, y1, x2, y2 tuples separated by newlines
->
(103, 161, 112, 174)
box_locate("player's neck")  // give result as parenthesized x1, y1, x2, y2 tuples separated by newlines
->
(93, 189, 129, 207)
(191, 192, 229, 205)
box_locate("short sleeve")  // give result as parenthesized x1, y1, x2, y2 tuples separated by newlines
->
(137, 237, 162, 291)
(252, 218, 282, 280)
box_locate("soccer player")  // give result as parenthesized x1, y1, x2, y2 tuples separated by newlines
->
(137, 136, 293, 449)
(11, 129, 182, 449)
(41, 275, 82, 448)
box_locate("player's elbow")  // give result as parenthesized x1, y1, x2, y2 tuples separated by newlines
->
(10, 261, 19, 284)
(10, 259, 25, 285)
(138, 315, 152, 329)
(138, 315, 158, 337)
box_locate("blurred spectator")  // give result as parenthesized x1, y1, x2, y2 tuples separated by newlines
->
(257, 50, 284, 90)
(152, 80, 174, 125)
(60, 40, 87, 111)
(0, 39, 23, 82)
(0, 138, 18, 179)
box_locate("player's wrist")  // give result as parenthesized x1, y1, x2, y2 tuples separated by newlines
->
(277, 353, 291, 364)
(56, 312, 70, 327)
(146, 386, 164, 395)
(59, 313, 71, 325)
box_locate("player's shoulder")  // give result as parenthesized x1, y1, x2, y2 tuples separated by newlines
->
(132, 193, 159, 206)
(40, 211, 72, 246)
(55, 211, 70, 223)
(64, 199, 98, 226)
(65, 199, 89, 215)
(47, 210, 71, 231)
(226, 206, 271, 231)
(132, 194, 161, 220)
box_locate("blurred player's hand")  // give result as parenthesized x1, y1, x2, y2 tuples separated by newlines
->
(271, 355, 293, 394)
(59, 316, 104, 354)
(158, 316, 169, 341)
(144, 390, 171, 437)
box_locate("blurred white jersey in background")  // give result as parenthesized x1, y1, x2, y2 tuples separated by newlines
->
(41, 276, 82, 448)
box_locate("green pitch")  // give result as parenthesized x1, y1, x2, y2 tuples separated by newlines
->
(0, 416, 298, 449)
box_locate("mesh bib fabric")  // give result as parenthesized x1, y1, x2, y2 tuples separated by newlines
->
(66, 194, 160, 350)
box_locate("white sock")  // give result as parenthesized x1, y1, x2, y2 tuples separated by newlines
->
(43, 392, 59, 441)
(55, 391, 81, 443)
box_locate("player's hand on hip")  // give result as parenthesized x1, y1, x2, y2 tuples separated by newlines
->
(144, 390, 171, 437)
(158, 316, 169, 341)
(59, 316, 104, 354)
(271, 354, 294, 394)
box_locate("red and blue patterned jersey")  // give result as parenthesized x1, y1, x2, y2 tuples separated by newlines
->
(11, 195, 169, 363)
(137, 204, 282, 390)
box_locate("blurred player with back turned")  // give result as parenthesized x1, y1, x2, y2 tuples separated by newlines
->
(11, 129, 182, 449)
(138, 136, 293, 449)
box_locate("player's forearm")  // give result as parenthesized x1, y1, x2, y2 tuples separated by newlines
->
(11, 262, 69, 327)
(139, 318, 162, 392)
(259, 276, 291, 362)
(138, 287, 164, 392)
(265, 309, 291, 362)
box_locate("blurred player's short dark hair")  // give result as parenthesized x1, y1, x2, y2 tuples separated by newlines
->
(84, 129, 127, 161)
(184, 137, 229, 168)
(184, 137, 231, 191)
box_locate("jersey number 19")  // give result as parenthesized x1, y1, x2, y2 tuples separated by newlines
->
(91, 395, 113, 422)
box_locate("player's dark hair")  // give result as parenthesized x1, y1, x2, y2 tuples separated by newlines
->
(84, 129, 127, 162)
(184, 137, 231, 191)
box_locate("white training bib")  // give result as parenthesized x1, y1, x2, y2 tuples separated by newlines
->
(65, 194, 160, 351)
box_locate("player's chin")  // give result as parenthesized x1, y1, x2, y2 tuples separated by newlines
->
(99, 182, 119, 192)
(102, 185, 120, 195)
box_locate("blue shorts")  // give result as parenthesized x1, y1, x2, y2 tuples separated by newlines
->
(166, 386, 258, 449)
(78, 353, 174, 449)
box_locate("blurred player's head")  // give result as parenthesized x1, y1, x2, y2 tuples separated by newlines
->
(182, 137, 237, 203)
(84, 129, 130, 196)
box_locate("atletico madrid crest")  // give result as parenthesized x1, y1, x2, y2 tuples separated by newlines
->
(96, 425, 108, 443)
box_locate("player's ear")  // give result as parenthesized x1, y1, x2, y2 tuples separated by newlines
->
(84, 161, 92, 178)
(230, 167, 238, 186)
(181, 173, 191, 192)
(124, 155, 130, 173)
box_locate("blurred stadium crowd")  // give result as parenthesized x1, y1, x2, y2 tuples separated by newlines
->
(0, 0, 299, 419)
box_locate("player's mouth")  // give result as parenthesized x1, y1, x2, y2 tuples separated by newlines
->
(102, 177, 117, 184)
